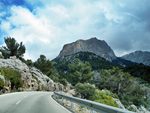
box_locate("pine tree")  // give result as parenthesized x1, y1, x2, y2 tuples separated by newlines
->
(0, 37, 26, 58)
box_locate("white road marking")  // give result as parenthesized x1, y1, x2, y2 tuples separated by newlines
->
(15, 95, 30, 105)
(16, 100, 22, 105)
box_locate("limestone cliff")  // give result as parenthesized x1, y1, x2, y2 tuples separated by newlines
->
(58, 37, 116, 61)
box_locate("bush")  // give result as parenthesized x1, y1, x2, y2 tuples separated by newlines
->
(59, 78, 68, 86)
(75, 83, 96, 99)
(75, 83, 118, 107)
(0, 68, 23, 90)
(0, 79, 4, 89)
(91, 89, 118, 107)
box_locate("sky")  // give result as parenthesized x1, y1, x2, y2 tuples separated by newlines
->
(0, 0, 150, 60)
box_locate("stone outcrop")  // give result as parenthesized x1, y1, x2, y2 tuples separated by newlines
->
(0, 57, 70, 92)
(58, 37, 116, 61)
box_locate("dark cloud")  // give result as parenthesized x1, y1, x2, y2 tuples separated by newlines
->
(98, 0, 150, 55)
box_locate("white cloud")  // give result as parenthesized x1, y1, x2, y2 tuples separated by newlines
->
(9, 6, 57, 43)
(1, 6, 61, 60)
(1, 21, 11, 31)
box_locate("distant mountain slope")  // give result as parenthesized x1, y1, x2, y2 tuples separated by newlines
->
(58, 37, 116, 61)
(54, 52, 115, 71)
(54, 51, 138, 70)
(122, 51, 150, 66)
(112, 57, 137, 67)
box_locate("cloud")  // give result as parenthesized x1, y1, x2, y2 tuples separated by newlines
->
(0, 5, 61, 59)
(0, 0, 150, 59)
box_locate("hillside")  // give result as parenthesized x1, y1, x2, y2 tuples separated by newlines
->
(122, 51, 150, 66)
(54, 51, 115, 70)
(53, 51, 150, 112)
(0, 57, 68, 94)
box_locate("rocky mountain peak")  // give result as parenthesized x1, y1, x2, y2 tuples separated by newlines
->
(58, 38, 116, 61)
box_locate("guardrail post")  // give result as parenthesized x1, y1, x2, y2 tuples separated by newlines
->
(70, 102, 74, 110)
(90, 109, 96, 113)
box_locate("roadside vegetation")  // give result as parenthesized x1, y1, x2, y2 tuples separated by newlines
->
(0, 68, 23, 91)
(75, 83, 118, 107)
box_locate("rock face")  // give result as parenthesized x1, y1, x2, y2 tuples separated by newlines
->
(58, 37, 116, 61)
(121, 51, 150, 66)
(0, 57, 69, 92)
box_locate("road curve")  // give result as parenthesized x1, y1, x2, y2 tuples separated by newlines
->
(0, 91, 71, 113)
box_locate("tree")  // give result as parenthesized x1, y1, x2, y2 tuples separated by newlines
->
(98, 67, 149, 107)
(67, 59, 93, 85)
(75, 83, 96, 99)
(34, 55, 52, 75)
(0, 37, 26, 58)
(25, 59, 34, 67)
(124, 64, 150, 83)
(34, 55, 60, 82)
(98, 67, 133, 95)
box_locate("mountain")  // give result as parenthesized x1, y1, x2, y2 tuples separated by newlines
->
(58, 37, 116, 61)
(121, 51, 150, 66)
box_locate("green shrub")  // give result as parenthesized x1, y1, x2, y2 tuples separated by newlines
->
(75, 83, 118, 107)
(100, 89, 118, 99)
(91, 89, 118, 107)
(0, 79, 4, 89)
(75, 83, 96, 99)
(59, 78, 68, 86)
(0, 68, 23, 90)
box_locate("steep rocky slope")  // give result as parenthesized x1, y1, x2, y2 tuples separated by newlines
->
(0, 57, 69, 93)
(122, 51, 150, 66)
(58, 37, 116, 61)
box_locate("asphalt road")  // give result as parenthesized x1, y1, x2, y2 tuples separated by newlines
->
(0, 91, 71, 113)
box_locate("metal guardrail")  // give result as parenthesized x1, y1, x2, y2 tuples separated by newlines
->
(54, 92, 135, 113)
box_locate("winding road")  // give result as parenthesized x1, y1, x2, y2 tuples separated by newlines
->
(0, 91, 71, 113)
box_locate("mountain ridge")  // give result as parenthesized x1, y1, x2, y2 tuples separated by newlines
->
(121, 50, 150, 66)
